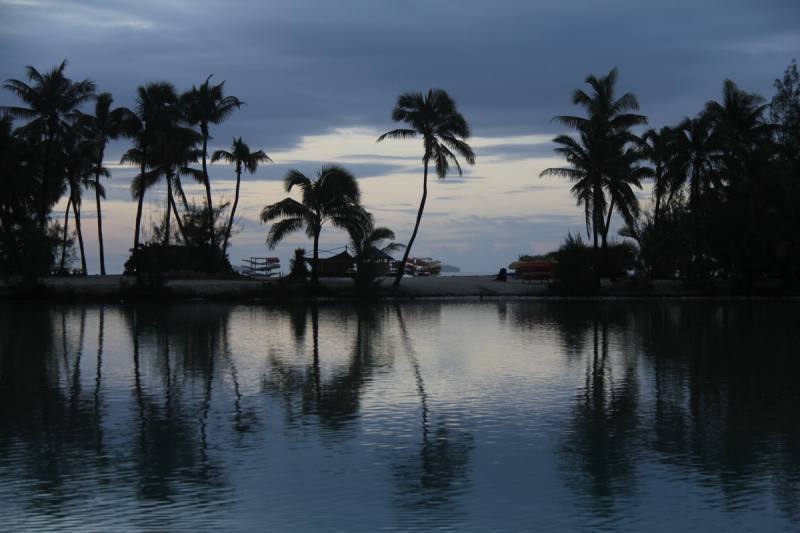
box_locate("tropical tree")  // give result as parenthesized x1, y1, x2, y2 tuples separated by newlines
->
(345, 212, 405, 287)
(1, 60, 96, 226)
(541, 68, 648, 284)
(180, 76, 243, 246)
(58, 131, 100, 274)
(672, 113, 721, 249)
(376, 89, 475, 286)
(147, 115, 203, 246)
(78, 92, 130, 274)
(259, 164, 369, 283)
(120, 81, 179, 272)
(211, 137, 272, 253)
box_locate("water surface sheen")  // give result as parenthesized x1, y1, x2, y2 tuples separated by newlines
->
(1, 300, 799, 532)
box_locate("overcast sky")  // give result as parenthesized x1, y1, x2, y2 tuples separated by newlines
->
(2, 0, 799, 273)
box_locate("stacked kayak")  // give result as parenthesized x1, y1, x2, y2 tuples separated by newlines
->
(405, 257, 442, 276)
(242, 257, 281, 277)
(507, 259, 554, 282)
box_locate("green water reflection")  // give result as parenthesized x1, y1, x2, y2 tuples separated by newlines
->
(0, 300, 798, 531)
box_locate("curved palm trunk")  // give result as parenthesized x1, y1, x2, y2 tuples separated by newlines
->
(312, 227, 320, 284)
(95, 154, 106, 275)
(169, 190, 190, 245)
(222, 165, 242, 254)
(164, 174, 173, 246)
(60, 197, 72, 272)
(133, 132, 147, 274)
(41, 132, 55, 226)
(201, 132, 216, 248)
(393, 161, 429, 287)
(592, 182, 602, 287)
(601, 197, 616, 276)
(72, 196, 87, 275)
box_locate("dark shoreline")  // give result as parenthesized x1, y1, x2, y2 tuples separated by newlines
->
(1, 275, 797, 301)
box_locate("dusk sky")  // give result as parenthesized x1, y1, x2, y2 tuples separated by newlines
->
(2, 0, 799, 273)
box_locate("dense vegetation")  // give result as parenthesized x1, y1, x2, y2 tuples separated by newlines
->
(2, 58, 798, 293)
(543, 60, 800, 290)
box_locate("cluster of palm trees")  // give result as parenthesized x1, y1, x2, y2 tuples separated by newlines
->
(543, 61, 800, 286)
(260, 88, 474, 287)
(1, 60, 270, 275)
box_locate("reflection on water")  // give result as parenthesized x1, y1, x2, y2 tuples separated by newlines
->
(1, 300, 799, 531)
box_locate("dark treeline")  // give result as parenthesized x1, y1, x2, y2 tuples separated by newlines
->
(0, 60, 269, 281)
(543, 60, 800, 291)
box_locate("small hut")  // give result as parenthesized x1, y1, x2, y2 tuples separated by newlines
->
(304, 250, 354, 278)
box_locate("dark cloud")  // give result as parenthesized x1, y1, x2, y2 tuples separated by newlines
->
(2, 0, 797, 154)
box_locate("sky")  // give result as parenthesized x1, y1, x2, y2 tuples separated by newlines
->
(2, 0, 799, 274)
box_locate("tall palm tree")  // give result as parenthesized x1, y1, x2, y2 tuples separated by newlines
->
(59, 132, 101, 274)
(639, 126, 684, 232)
(211, 137, 272, 254)
(376, 89, 475, 286)
(180, 76, 243, 246)
(120, 82, 178, 272)
(673, 113, 721, 249)
(2, 60, 96, 226)
(259, 164, 369, 283)
(541, 68, 647, 284)
(79, 93, 131, 274)
(148, 116, 203, 246)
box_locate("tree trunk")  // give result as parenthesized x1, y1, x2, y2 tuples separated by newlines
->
(133, 131, 147, 274)
(41, 132, 54, 227)
(201, 132, 216, 248)
(393, 161, 429, 287)
(601, 197, 615, 276)
(170, 189, 190, 245)
(95, 158, 106, 275)
(72, 196, 87, 275)
(223, 165, 242, 254)
(311, 226, 320, 284)
(164, 174, 172, 246)
(60, 197, 72, 272)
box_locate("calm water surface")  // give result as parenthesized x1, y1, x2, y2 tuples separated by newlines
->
(1, 300, 799, 532)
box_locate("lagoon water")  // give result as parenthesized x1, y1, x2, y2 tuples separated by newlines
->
(1, 300, 799, 532)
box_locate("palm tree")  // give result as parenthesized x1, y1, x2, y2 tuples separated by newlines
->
(259, 164, 369, 284)
(59, 132, 101, 274)
(541, 68, 647, 284)
(180, 76, 243, 246)
(79, 93, 130, 274)
(148, 116, 203, 246)
(211, 137, 272, 254)
(376, 89, 475, 286)
(1, 60, 96, 226)
(672, 113, 721, 249)
(639, 126, 684, 232)
(346, 212, 405, 286)
(120, 82, 178, 272)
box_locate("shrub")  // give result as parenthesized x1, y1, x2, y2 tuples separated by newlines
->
(549, 231, 596, 295)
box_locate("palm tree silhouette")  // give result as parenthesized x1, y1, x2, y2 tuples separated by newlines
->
(78, 93, 130, 274)
(260, 164, 369, 283)
(147, 114, 203, 246)
(541, 68, 647, 284)
(377, 89, 475, 287)
(211, 137, 272, 254)
(120, 81, 179, 272)
(672, 113, 720, 249)
(180, 76, 243, 247)
(1, 60, 96, 226)
(59, 132, 99, 274)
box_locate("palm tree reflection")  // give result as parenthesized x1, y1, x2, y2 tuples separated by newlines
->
(388, 304, 473, 524)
